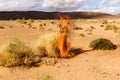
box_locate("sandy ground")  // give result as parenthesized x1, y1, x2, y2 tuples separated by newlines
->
(0, 19, 120, 80)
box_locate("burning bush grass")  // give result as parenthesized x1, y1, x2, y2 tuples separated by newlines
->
(0, 38, 37, 67)
(36, 33, 60, 58)
(89, 38, 117, 50)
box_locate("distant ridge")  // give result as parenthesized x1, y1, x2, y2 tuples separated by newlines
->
(0, 11, 114, 20)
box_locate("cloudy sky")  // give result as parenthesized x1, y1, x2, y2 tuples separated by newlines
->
(0, 0, 120, 14)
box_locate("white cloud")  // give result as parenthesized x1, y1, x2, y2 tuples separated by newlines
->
(42, 0, 91, 11)
(0, 0, 42, 11)
(92, 6, 120, 14)
(108, 0, 120, 6)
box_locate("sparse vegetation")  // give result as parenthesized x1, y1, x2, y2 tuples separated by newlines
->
(9, 26, 13, 28)
(51, 21, 55, 24)
(102, 20, 108, 24)
(34, 74, 55, 80)
(36, 33, 60, 58)
(89, 38, 117, 50)
(100, 25, 104, 27)
(28, 19, 34, 23)
(104, 24, 118, 32)
(90, 26, 95, 29)
(0, 38, 36, 67)
(39, 24, 44, 29)
(73, 26, 83, 30)
(43, 23, 46, 26)
(16, 18, 27, 24)
(0, 26, 5, 29)
(79, 33, 85, 37)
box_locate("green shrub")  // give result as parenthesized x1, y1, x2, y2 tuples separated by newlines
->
(36, 33, 60, 58)
(89, 38, 117, 50)
(0, 38, 35, 67)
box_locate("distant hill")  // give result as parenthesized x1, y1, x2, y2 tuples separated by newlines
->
(0, 11, 114, 20)
(115, 14, 120, 18)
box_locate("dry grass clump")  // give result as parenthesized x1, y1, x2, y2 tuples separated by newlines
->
(51, 21, 56, 24)
(16, 18, 34, 28)
(0, 26, 5, 29)
(89, 38, 117, 50)
(34, 74, 55, 80)
(104, 24, 118, 32)
(0, 38, 36, 67)
(102, 20, 108, 24)
(79, 33, 85, 37)
(38, 24, 44, 29)
(73, 26, 83, 30)
(16, 18, 27, 24)
(90, 26, 95, 29)
(36, 33, 60, 58)
(100, 25, 104, 27)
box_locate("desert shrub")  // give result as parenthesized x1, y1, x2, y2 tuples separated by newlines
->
(90, 26, 95, 29)
(9, 26, 13, 28)
(0, 38, 36, 67)
(36, 33, 60, 58)
(104, 24, 113, 30)
(112, 25, 118, 32)
(43, 23, 46, 26)
(100, 25, 104, 27)
(79, 33, 85, 37)
(16, 18, 27, 24)
(39, 24, 44, 29)
(28, 19, 34, 23)
(57, 24, 62, 28)
(73, 26, 83, 30)
(34, 74, 55, 80)
(89, 38, 117, 50)
(0, 26, 5, 29)
(104, 24, 118, 32)
(27, 23, 32, 28)
(102, 20, 108, 24)
(51, 21, 55, 24)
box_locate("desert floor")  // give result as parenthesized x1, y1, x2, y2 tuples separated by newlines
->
(0, 19, 120, 80)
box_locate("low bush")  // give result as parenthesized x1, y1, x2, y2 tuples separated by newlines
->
(102, 20, 108, 24)
(104, 24, 118, 32)
(0, 38, 36, 67)
(0, 26, 5, 29)
(90, 26, 95, 29)
(73, 26, 83, 30)
(100, 25, 104, 27)
(89, 38, 117, 50)
(36, 33, 60, 58)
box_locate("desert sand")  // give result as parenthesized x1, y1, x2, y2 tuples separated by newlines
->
(0, 19, 120, 80)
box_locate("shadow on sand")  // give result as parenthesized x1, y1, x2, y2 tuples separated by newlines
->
(70, 48, 92, 57)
